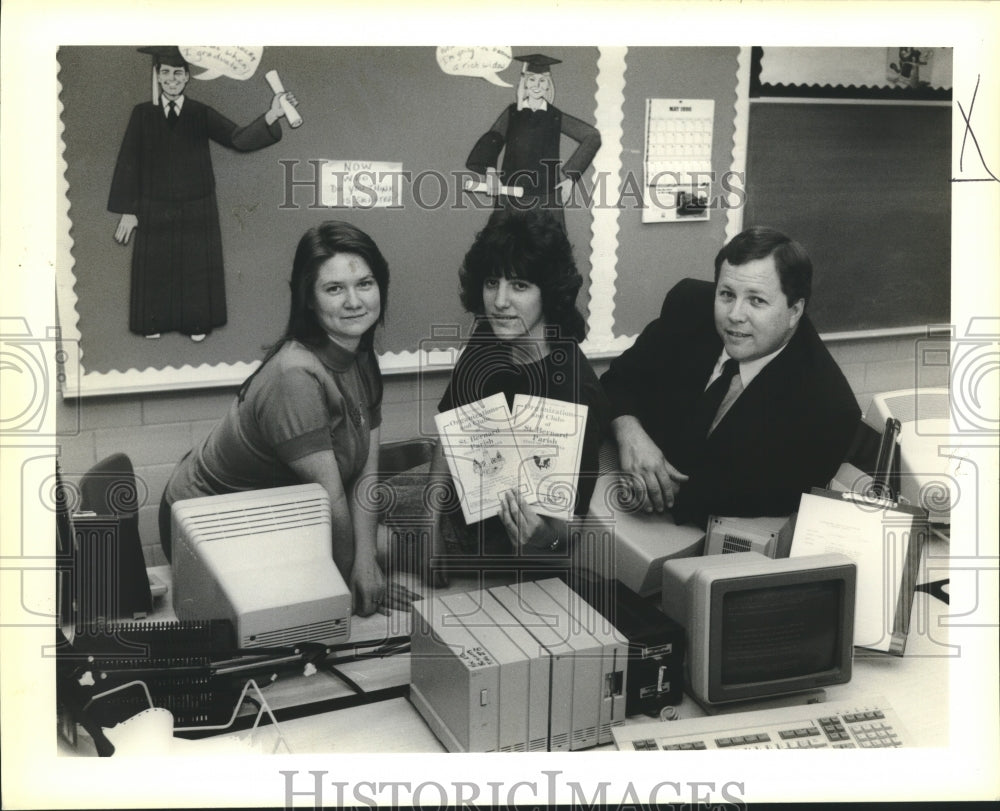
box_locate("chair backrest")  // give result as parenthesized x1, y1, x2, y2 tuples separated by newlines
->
(377, 438, 436, 481)
(74, 453, 152, 622)
(80, 452, 139, 516)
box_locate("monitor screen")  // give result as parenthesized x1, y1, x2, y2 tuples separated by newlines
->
(719, 579, 843, 686)
(662, 552, 856, 706)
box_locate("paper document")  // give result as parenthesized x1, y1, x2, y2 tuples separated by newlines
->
(790, 490, 925, 654)
(435, 393, 588, 523)
(510, 394, 588, 520)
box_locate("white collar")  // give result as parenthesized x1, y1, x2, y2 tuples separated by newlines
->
(709, 340, 790, 389)
(161, 95, 185, 114)
(517, 98, 549, 112)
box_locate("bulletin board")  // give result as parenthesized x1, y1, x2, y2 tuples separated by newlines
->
(609, 47, 741, 339)
(57, 45, 601, 394)
(57, 44, 948, 396)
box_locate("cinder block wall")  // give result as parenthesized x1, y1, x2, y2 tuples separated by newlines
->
(55, 335, 948, 568)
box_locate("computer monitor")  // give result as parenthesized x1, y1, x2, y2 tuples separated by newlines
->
(581, 442, 705, 596)
(662, 551, 856, 707)
(171, 483, 352, 647)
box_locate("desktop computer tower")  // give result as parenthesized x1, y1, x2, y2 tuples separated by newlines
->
(410, 591, 554, 753)
(437, 591, 536, 752)
(574, 572, 685, 716)
(487, 583, 578, 751)
(504, 581, 605, 749)
(468, 590, 552, 752)
(410, 580, 626, 752)
(533, 578, 628, 743)
(409, 595, 502, 753)
(614, 587, 686, 715)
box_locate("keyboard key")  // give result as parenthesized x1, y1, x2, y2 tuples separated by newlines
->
(613, 697, 909, 752)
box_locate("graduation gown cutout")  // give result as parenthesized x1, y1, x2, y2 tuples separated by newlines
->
(108, 99, 281, 336)
(466, 102, 600, 223)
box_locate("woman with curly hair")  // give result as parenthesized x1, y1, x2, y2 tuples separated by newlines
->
(426, 208, 609, 573)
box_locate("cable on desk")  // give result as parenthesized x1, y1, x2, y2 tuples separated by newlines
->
(326, 665, 365, 696)
(360, 639, 410, 658)
(209, 635, 409, 678)
(321, 641, 411, 670)
(220, 635, 410, 662)
(323, 650, 411, 694)
(322, 638, 411, 697)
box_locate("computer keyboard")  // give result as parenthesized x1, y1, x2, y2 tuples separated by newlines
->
(613, 696, 909, 750)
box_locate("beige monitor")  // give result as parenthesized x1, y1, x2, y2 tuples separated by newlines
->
(576, 442, 705, 596)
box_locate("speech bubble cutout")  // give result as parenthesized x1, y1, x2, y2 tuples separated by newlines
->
(180, 46, 263, 81)
(436, 46, 512, 87)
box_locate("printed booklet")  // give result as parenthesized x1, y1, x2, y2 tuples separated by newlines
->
(434, 392, 588, 523)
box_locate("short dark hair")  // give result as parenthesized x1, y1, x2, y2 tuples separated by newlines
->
(714, 226, 812, 308)
(154, 57, 189, 72)
(239, 221, 389, 400)
(459, 209, 586, 342)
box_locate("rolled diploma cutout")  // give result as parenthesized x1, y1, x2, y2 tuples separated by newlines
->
(265, 69, 302, 128)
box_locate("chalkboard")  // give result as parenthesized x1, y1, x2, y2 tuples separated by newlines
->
(743, 101, 951, 333)
(58, 45, 600, 381)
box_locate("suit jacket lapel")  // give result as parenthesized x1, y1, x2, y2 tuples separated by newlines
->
(706, 322, 810, 440)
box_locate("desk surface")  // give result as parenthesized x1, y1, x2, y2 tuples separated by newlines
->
(69, 539, 951, 754)
(237, 587, 950, 754)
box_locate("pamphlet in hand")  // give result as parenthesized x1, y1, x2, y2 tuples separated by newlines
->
(435, 393, 589, 524)
(509, 394, 589, 520)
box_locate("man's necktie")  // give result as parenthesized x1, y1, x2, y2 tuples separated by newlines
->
(167, 101, 178, 125)
(695, 358, 740, 437)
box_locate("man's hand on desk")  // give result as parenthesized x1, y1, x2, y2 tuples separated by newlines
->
(612, 415, 689, 513)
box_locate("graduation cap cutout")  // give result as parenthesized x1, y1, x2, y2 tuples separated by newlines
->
(137, 46, 189, 68)
(513, 54, 562, 74)
(137, 47, 190, 104)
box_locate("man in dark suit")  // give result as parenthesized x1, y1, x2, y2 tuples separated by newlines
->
(601, 226, 860, 527)
(109, 46, 297, 340)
